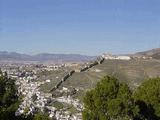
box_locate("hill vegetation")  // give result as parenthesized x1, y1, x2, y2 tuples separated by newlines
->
(0, 70, 20, 120)
(83, 76, 160, 120)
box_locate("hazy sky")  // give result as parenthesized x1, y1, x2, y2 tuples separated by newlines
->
(0, 0, 160, 55)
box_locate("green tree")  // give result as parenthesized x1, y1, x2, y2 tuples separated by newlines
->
(82, 76, 139, 120)
(0, 70, 51, 120)
(0, 71, 20, 120)
(134, 77, 160, 120)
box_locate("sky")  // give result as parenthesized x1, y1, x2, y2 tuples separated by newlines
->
(0, 0, 160, 55)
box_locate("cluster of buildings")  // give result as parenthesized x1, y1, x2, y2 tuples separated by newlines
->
(56, 96, 83, 112)
(102, 54, 131, 60)
(15, 75, 49, 116)
(0, 63, 84, 120)
(15, 74, 83, 119)
(102, 53, 153, 61)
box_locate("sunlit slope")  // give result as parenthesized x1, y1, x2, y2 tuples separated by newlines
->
(62, 59, 160, 89)
(39, 59, 160, 93)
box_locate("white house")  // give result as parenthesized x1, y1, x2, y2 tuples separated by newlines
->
(102, 54, 131, 60)
(115, 56, 131, 60)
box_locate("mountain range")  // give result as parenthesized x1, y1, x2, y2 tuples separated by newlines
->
(0, 51, 95, 63)
(0, 48, 160, 63)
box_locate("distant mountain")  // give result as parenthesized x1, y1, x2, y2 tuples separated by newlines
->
(135, 48, 160, 59)
(0, 51, 95, 63)
(0, 51, 31, 60)
(33, 53, 95, 62)
(0, 48, 160, 63)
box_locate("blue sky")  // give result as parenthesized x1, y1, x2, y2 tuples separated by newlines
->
(0, 0, 160, 55)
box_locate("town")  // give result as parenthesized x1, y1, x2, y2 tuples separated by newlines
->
(0, 53, 154, 120)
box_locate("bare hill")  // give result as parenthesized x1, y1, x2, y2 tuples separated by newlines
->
(135, 48, 160, 59)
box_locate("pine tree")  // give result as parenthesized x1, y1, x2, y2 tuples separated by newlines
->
(82, 76, 139, 120)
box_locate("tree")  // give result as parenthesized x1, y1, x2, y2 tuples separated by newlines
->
(82, 76, 139, 120)
(0, 70, 51, 120)
(0, 71, 20, 120)
(134, 77, 160, 120)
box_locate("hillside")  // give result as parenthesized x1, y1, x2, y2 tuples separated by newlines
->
(63, 59, 160, 89)
(135, 48, 160, 59)
(40, 58, 160, 96)
(39, 48, 160, 95)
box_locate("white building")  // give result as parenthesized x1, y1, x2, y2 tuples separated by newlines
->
(115, 56, 131, 60)
(102, 54, 131, 60)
